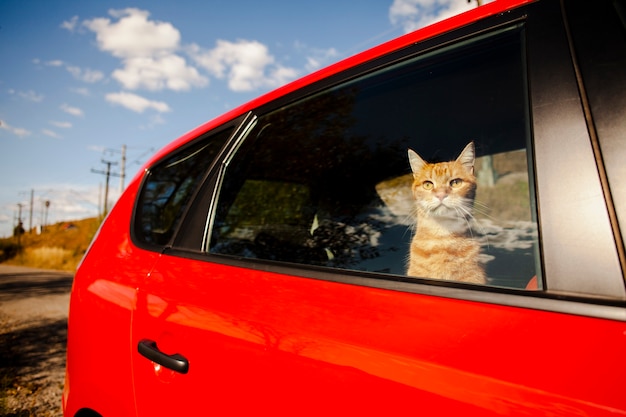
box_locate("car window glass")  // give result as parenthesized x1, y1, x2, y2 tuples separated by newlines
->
(135, 128, 232, 246)
(208, 25, 541, 290)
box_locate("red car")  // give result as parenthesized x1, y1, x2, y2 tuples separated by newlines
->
(63, 0, 626, 415)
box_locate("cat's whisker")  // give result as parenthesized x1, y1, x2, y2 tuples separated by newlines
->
(401, 205, 419, 238)
(471, 201, 493, 217)
(463, 202, 492, 249)
(455, 206, 476, 238)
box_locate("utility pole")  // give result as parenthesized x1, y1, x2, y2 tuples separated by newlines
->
(91, 159, 120, 216)
(120, 144, 127, 193)
(15, 203, 24, 263)
(18, 189, 35, 233)
(42, 200, 51, 231)
(29, 189, 34, 233)
(16, 203, 23, 234)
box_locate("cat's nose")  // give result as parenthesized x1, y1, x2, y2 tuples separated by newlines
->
(435, 190, 448, 201)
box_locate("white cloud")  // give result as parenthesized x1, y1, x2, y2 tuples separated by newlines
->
(189, 39, 298, 92)
(0, 119, 31, 138)
(139, 113, 167, 130)
(61, 104, 84, 117)
(61, 15, 79, 32)
(84, 8, 180, 58)
(42, 129, 62, 139)
(83, 8, 207, 92)
(306, 48, 339, 72)
(389, 0, 493, 33)
(45, 59, 65, 67)
(41, 59, 105, 84)
(51, 121, 72, 128)
(71, 87, 90, 96)
(77, 7, 301, 96)
(66, 66, 105, 83)
(112, 55, 207, 91)
(10, 90, 44, 102)
(105, 91, 171, 113)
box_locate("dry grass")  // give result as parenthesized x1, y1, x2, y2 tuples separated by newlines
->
(16, 247, 75, 271)
(1, 217, 100, 272)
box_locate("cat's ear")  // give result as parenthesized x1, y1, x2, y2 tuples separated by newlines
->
(408, 149, 426, 175)
(456, 142, 475, 175)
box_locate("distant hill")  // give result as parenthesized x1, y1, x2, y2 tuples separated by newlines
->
(0, 217, 101, 272)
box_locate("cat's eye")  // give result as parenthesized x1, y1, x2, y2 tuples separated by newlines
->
(423, 181, 434, 190)
(450, 178, 463, 188)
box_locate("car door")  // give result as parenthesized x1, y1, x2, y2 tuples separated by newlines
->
(130, 1, 626, 415)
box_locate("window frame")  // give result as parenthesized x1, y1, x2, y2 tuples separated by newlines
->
(159, 0, 625, 320)
(131, 115, 247, 251)
(172, 112, 257, 252)
(563, 0, 626, 281)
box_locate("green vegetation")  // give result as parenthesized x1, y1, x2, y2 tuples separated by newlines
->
(0, 217, 100, 271)
(225, 180, 312, 228)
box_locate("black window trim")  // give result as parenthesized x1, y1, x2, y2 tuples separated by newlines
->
(131, 114, 249, 252)
(201, 112, 258, 251)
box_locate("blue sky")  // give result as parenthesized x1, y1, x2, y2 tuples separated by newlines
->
(0, 0, 485, 237)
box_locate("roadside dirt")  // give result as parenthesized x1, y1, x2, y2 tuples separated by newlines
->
(0, 264, 72, 417)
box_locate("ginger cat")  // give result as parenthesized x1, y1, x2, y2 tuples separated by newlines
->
(407, 142, 485, 284)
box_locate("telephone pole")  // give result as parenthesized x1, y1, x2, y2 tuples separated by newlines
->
(43, 200, 50, 231)
(91, 159, 120, 216)
(120, 144, 127, 193)
(29, 189, 34, 233)
(14, 203, 23, 263)
(101, 145, 127, 193)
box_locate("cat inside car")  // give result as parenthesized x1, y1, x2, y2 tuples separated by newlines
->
(407, 142, 485, 284)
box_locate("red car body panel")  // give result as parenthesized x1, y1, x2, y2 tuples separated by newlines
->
(63, 180, 155, 416)
(130, 254, 626, 415)
(63, 0, 626, 415)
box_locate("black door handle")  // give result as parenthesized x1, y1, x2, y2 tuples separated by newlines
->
(138, 340, 189, 374)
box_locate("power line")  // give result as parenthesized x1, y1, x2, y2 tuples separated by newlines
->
(102, 144, 128, 193)
(91, 144, 128, 216)
(91, 159, 120, 216)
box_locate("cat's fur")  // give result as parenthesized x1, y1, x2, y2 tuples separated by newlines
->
(407, 142, 485, 284)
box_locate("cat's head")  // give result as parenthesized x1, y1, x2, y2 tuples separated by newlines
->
(408, 142, 477, 217)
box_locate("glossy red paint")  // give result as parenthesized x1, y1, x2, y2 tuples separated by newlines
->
(131, 255, 626, 415)
(63, 0, 626, 415)
(63, 180, 155, 416)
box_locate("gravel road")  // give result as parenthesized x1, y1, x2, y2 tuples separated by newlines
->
(0, 264, 72, 417)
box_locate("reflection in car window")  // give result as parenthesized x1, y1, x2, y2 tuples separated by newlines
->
(209, 25, 541, 290)
(135, 128, 232, 246)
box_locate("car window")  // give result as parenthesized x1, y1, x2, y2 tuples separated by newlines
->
(134, 128, 233, 247)
(208, 24, 541, 290)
